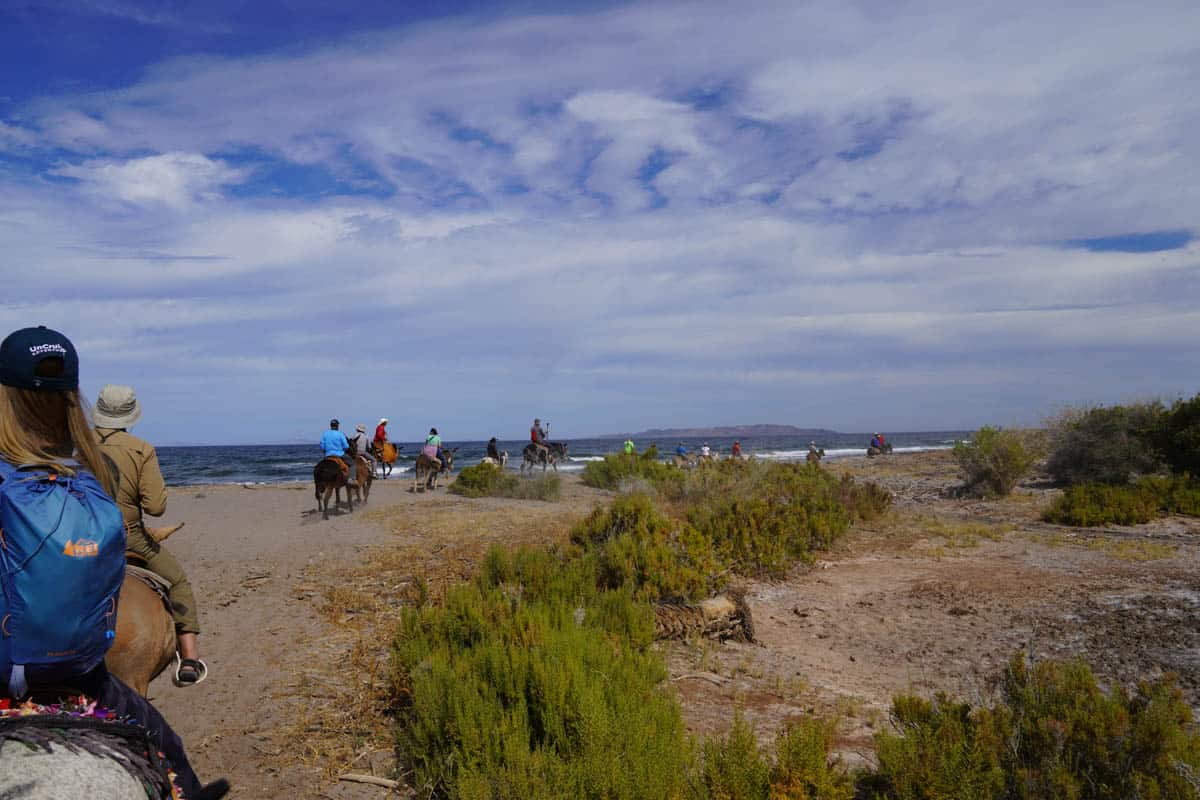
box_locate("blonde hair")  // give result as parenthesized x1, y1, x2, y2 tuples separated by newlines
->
(0, 385, 116, 496)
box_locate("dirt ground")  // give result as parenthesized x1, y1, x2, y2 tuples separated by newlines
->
(150, 453, 1200, 796)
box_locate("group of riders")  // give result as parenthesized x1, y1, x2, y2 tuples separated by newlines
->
(0, 326, 228, 798)
(318, 416, 399, 486)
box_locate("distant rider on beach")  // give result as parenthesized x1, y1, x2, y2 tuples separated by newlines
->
(320, 419, 352, 481)
(349, 424, 373, 474)
(424, 427, 445, 470)
(530, 418, 550, 461)
(373, 418, 388, 457)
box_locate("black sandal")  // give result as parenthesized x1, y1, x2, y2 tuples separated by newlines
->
(173, 656, 209, 687)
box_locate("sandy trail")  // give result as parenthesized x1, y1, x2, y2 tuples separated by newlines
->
(146, 479, 448, 797)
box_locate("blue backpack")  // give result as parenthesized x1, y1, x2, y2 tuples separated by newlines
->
(0, 460, 125, 696)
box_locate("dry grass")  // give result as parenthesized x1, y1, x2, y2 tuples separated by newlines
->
(870, 511, 1015, 553)
(1024, 531, 1177, 562)
(1087, 538, 1178, 562)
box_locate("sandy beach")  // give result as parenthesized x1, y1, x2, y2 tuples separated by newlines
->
(144, 453, 1200, 797)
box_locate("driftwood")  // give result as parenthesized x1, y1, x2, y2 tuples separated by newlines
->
(338, 773, 400, 789)
(654, 590, 754, 642)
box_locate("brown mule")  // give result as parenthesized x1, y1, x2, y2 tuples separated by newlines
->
(347, 453, 374, 505)
(412, 447, 456, 491)
(105, 523, 183, 697)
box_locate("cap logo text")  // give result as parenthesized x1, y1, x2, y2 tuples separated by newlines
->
(29, 344, 67, 357)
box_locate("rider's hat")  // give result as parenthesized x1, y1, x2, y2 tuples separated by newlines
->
(0, 325, 79, 392)
(330, 418, 339, 427)
(93, 384, 142, 428)
(380, 418, 388, 425)
(356, 424, 366, 432)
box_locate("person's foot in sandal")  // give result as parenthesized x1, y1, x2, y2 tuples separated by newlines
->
(174, 631, 208, 686)
(174, 656, 209, 686)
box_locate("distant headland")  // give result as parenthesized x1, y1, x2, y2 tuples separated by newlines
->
(598, 424, 839, 440)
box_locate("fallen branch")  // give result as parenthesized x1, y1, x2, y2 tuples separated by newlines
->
(339, 773, 400, 789)
(671, 672, 729, 686)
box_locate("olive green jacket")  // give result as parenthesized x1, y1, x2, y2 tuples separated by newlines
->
(95, 428, 167, 528)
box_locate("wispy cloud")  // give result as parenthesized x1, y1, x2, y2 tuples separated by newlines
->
(1, 0, 1198, 441)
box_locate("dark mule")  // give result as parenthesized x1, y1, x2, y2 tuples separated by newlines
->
(521, 440, 568, 474)
(866, 443, 894, 457)
(314, 456, 354, 518)
(348, 453, 374, 505)
(806, 448, 826, 464)
(412, 447, 456, 491)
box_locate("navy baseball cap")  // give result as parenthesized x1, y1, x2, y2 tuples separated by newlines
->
(0, 326, 79, 391)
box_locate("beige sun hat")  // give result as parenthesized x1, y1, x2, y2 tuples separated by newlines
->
(356, 424, 366, 432)
(93, 384, 142, 429)
(379, 417, 388, 425)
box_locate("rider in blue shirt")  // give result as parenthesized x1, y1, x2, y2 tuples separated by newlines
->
(676, 442, 688, 458)
(320, 420, 351, 478)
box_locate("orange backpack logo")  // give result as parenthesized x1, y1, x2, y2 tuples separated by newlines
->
(63, 539, 100, 558)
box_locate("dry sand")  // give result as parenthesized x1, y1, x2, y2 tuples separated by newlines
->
(143, 453, 1200, 797)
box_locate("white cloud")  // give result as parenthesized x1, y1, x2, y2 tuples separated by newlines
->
(52, 152, 247, 209)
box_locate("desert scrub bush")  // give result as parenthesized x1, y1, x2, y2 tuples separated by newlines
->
(701, 715, 854, 800)
(1042, 475, 1200, 527)
(703, 716, 771, 800)
(449, 462, 508, 497)
(581, 450, 683, 492)
(866, 694, 1005, 800)
(1046, 402, 1164, 485)
(392, 546, 692, 800)
(1042, 482, 1161, 526)
(953, 426, 1037, 497)
(836, 473, 893, 522)
(1153, 393, 1200, 477)
(450, 462, 561, 501)
(867, 655, 1200, 800)
(769, 717, 855, 800)
(685, 462, 854, 577)
(570, 493, 722, 602)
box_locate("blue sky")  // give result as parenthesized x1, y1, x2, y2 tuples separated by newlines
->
(1, 0, 1198, 444)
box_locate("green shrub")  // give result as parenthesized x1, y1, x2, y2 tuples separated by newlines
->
(1046, 402, 1164, 485)
(953, 427, 1037, 497)
(450, 462, 509, 497)
(770, 717, 855, 800)
(393, 546, 690, 800)
(451, 462, 561, 502)
(581, 452, 683, 492)
(701, 715, 854, 800)
(570, 494, 721, 603)
(1042, 482, 1161, 526)
(1042, 475, 1200, 526)
(867, 694, 1005, 800)
(868, 655, 1200, 800)
(1153, 394, 1200, 477)
(702, 716, 771, 800)
(836, 473, 894, 523)
(1148, 474, 1200, 516)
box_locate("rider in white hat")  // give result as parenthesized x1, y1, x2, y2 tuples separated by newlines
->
(94, 384, 208, 687)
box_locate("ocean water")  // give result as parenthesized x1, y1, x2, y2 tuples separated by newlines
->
(156, 431, 970, 486)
